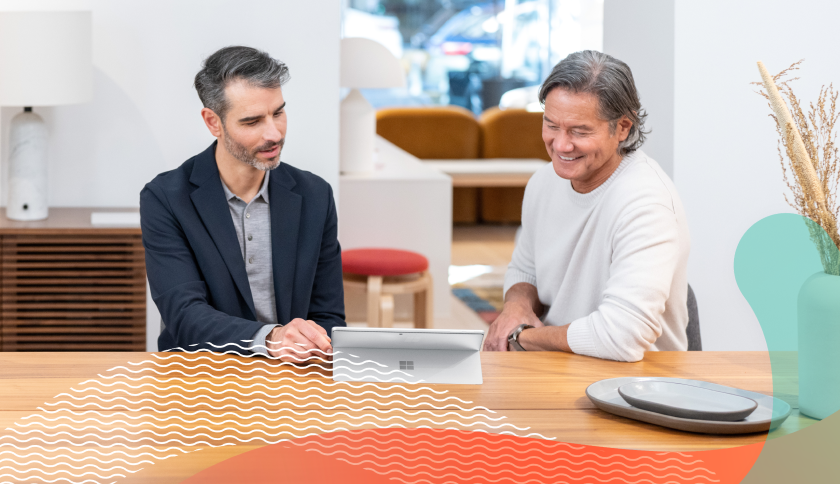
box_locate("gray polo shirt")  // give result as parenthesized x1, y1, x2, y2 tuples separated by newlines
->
(220, 172, 278, 355)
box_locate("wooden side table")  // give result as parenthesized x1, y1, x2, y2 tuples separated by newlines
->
(422, 159, 549, 187)
(0, 208, 145, 351)
(423, 159, 548, 224)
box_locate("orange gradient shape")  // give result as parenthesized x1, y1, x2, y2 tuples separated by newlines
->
(184, 428, 764, 483)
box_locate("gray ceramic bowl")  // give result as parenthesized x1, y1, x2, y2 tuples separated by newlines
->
(618, 380, 759, 421)
(585, 377, 790, 434)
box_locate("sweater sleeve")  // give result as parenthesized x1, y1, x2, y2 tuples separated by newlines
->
(504, 179, 538, 296)
(566, 203, 682, 362)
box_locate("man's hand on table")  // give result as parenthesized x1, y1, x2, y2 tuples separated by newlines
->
(266, 318, 332, 362)
(483, 299, 544, 351)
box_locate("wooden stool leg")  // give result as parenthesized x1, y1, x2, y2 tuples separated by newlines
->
(413, 271, 433, 329)
(413, 290, 426, 329)
(380, 294, 394, 328)
(367, 276, 383, 327)
(425, 272, 434, 328)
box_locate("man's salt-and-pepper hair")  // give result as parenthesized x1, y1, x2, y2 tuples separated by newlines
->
(194, 46, 290, 123)
(539, 50, 648, 156)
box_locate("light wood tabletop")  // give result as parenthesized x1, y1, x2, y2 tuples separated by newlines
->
(0, 351, 805, 483)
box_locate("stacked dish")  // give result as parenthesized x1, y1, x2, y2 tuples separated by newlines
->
(585, 377, 791, 434)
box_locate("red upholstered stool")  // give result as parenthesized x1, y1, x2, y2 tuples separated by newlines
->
(342, 248, 433, 328)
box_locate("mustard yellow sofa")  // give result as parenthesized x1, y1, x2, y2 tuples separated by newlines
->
(376, 106, 547, 225)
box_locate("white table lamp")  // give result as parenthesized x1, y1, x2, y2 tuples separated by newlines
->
(0, 11, 92, 221)
(340, 37, 405, 174)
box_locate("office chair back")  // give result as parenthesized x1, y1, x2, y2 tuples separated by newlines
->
(687, 284, 702, 351)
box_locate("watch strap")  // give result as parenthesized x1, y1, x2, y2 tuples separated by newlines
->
(507, 323, 534, 351)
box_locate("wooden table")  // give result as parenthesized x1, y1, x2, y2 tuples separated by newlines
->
(0, 351, 806, 483)
(423, 159, 549, 187)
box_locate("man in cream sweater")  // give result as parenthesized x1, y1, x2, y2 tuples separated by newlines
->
(483, 50, 690, 362)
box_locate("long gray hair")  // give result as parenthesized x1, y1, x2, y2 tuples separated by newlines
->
(194, 46, 290, 123)
(539, 50, 648, 155)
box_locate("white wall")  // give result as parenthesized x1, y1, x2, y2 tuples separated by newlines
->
(671, 0, 840, 351)
(0, 0, 340, 205)
(602, 0, 674, 177)
(604, 0, 840, 351)
(0, 0, 341, 351)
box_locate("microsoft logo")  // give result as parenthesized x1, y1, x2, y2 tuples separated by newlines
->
(399, 360, 414, 371)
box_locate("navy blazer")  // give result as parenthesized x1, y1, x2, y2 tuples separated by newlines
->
(140, 142, 346, 353)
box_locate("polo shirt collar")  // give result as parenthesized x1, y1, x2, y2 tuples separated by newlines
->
(220, 170, 271, 203)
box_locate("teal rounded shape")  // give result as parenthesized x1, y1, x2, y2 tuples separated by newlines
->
(734, 212, 840, 433)
(734, 213, 825, 352)
(798, 271, 840, 420)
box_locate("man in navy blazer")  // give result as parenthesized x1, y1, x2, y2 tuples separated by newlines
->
(141, 46, 345, 360)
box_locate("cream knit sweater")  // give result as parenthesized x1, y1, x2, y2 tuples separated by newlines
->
(504, 150, 690, 362)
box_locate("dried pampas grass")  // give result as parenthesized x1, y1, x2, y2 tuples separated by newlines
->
(756, 60, 840, 275)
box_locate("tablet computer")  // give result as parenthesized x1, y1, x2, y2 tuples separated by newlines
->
(331, 327, 485, 385)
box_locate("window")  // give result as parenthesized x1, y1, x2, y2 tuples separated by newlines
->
(342, 0, 603, 114)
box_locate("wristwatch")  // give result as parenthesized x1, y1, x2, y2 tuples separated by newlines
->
(507, 323, 534, 351)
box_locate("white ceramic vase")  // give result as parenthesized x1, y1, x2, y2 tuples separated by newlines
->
(7, 109, 48, 221)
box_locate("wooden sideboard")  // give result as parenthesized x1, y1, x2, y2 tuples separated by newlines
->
(0, 208, 145, 351)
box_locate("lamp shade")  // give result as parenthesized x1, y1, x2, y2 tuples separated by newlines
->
(0, 11, 92, 106)
(340, 37, 405, 89)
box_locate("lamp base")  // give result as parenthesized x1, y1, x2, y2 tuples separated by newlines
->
(7, 108, 49, 221)
(340, 89, 376, 174)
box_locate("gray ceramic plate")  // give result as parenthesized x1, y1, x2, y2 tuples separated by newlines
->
(618, 380, 759, 421)
(586, 377, 791, 434)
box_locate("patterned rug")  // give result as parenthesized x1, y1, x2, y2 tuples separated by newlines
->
(450, 265, 506, 324)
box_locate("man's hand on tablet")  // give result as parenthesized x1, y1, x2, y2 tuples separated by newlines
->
(266, 318, 332, 362)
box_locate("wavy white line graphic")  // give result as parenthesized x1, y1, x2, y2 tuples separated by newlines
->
(74, 377, 450, 396)
(97, 367, 329, 379)
(294, 428, 719, 484)
(0, 343, 559, 483)
(0, 476, 110, 484)
(80, 373, 454, 398)
(160, 349, 384, 367)
(122, 359, 404, 376)
(42, 395, 490, 414)
(309, 429, 564, 449)
(0, 451, 155, 466)
(17, 417, 523, 434)
(18, 415, 522, 432)
(0, 466, 129, 478)
(300, 446, 712, 471)
(383, 474, 698, 484)
(26, 406, 504, 422)
(0, 461, 136, 472)
(165, 345, 333, 360)
(66, 383, 478, 406)
(361, 467, 719, 481)
(0, 442, 188, 454)
(296, 437, 703, 465)
(335, 457, 714, 475)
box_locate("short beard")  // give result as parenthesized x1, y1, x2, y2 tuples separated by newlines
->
(222, 125, 283, 171)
